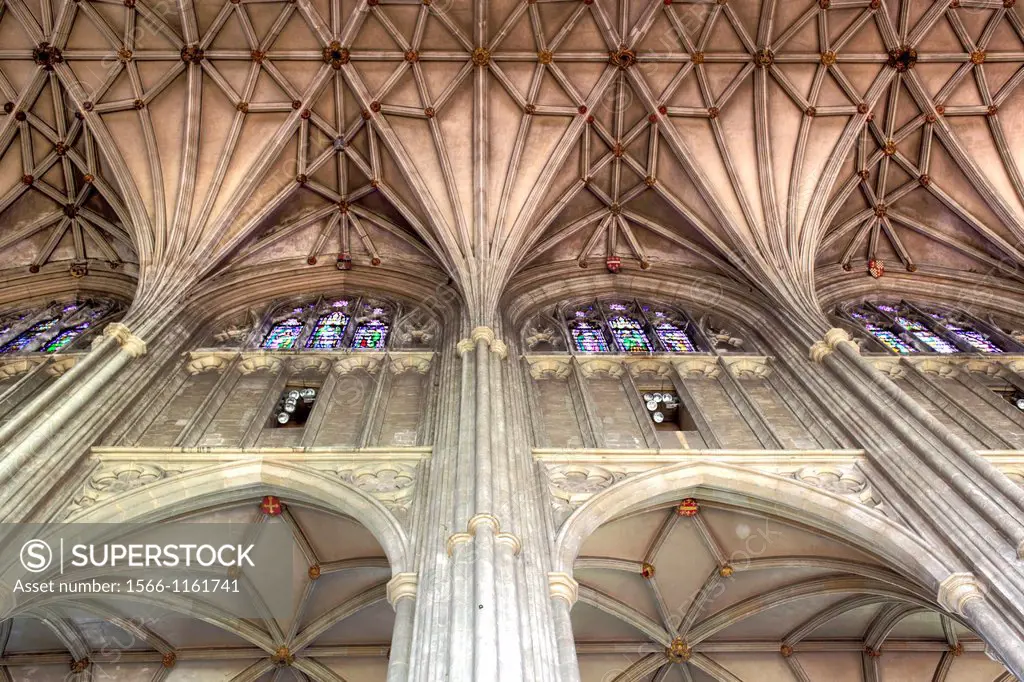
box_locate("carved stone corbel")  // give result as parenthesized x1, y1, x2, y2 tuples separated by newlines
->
(548, 572, 579, 606)
(334, 354, 382, 375)
(527, 356, 572, 380)
(577, 357, 625, 379)
(185, 352, 234, 375)
(0, 356, 45, 380)
(722, 356, 772, 379)
(624, 357, 673, 378)
(672, 356, 720, 378)
(386, 572, 418, 608)
(238, 354, 283, 375)
(389, 353, 433, 375)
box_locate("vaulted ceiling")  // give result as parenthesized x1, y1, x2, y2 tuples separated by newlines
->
(3, 0, 1024, 323)
(573, 502, 1012, 682)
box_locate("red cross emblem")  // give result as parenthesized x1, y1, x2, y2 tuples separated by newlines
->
(260, 495, 284, 516)
(676, 498, 700, 517)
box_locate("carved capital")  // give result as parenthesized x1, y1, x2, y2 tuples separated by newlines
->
(548, 572, 579, 606)
(467, 512, 499, 534)
(577, 357, 625, 378)
(723, 356, 772, 379)
(490, 338, 508, 360)
(625, 358, 673, 378)
(446, 532, 472, 556)
(811, 328, 857, 363)
(471, 326, 496, 345)
(386, 572, 418, 608)
(456, 338, 476, 357)
(104, 322, 146, 357)
(938, 572, 986, 616)
(334, 354, 382, 375)
(527, 356, 572, 380)
(389, 353, 432, 375)
(185, 352, 233, 375)
(672, 356, 720, 378)
(238, 355, 282, 375)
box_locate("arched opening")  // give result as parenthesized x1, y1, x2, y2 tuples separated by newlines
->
(553, 465, 1015, 682)
(1, 464, 411, 680)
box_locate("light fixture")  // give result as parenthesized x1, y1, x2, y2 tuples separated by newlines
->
(653, 411, 665, 423)
(1016, 395, 1024, 411)
(646, 400, 658, 411)
(276, 412, 290, 424)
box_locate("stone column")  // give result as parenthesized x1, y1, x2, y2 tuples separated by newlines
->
(549, 572, 583, 682)
(386, 573, 418, 682)
(939, 573, 1024, 674)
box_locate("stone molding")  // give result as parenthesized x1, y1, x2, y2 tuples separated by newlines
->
(548, 572, 579, 606)
(104, 322, 147, 357)
(535, 449, 887, 524)
(67, 447, 430, 519)
(446, 513, 522, 556)
(624, 358, 673, 378)
(937, 572, 986, 616)
(46, 355, 79, 377)
(386, 572, 418, 607)
(456, 338, 475, 357)
(289, 356, 331, 374)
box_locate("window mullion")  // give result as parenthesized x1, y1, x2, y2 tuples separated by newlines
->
(904, 301, 973, 353)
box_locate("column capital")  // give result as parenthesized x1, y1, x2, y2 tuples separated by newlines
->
(810, 327, 857, 363)
(386, 572, 418, 608)
(456, 338, 476, 357)
(548, 572, 579, 606)
(103, 322, 147, 357)
(446, 514, 522, 556)
(470, 326, 496, 345)
(938, 572, 986, 616)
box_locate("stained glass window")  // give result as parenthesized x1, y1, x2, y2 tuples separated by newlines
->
(306, 311, 350, 349)
(352, 319, 389, 350)
(261, 317, 304, 350)
(43, 324, 89, 353)
(850, 311, 917, 355)
(877, 305, 959, 354)
(608, 315, 653, 353)
(0, 318, 59, 354)
(571, 320, 610, 353)
(925, 312, 1004, 353)
(649, 311, 697, 353)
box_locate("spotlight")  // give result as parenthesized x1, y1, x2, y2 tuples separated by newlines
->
(276, 412, 290, 424)
(646, 400, 659, 411)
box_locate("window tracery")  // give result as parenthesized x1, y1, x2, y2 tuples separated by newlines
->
(840, 302, 1021, 355)
(0, 299, 122, 354)
(523, 300, 708, 354)
(222, 295, 434, 352)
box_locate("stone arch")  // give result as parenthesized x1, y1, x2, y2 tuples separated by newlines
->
(68, 459, 411, 574)
(554, 461, 952, 591)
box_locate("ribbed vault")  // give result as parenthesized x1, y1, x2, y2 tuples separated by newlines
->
(572, 502, 1012, 682)
(3, 0, 1024, 323)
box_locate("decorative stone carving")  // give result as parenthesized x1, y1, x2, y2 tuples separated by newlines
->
(699, 316, 745, 351)
(527, 356, 572, 380)
(46, 355, 79, 377)
(337, 463, 417, 517)
(915, 359, 959, 378)
(547, 465, 628, 511)
(288, 356, 331, 374)
(672, 356, 720, 378)
(0, 357, 44, 380)
(867, 356, 905, 379)
(624, 358, 673, 378)
(334, 354, 382, 375)
(784, 465, 882, 511)
(389, 353, 432, 375)
(958, 358, 1002, 377)
(103, 322, 146, 357)
(523, 319, 566, 352)
(70, 463, 184, 512)
(185, 352, 233, 375)
(723, 356, 772, 379)
(238, 354, 282, 375)
(548, 572, 579, 606)
(577, 357, 625, 378)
